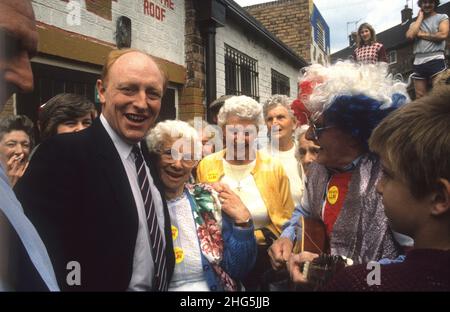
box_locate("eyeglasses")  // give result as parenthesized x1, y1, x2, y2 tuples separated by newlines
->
(308, 119, 335, 141)
(225, 125, 258, 137)
(159, 149, 199, 168)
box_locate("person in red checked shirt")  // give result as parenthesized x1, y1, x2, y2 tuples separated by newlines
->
(353, 23, 387, 64)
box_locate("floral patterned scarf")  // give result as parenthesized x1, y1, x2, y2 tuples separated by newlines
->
(186, 183, 237, 291)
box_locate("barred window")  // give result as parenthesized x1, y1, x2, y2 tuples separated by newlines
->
(225, 45, 259, 101)
(271, 69, 290, 96)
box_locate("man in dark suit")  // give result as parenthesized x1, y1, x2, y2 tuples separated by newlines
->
(15, 49, 175, 291)
(0, 0, 58, 291)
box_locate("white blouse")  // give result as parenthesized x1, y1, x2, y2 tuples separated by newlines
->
(221, 160, 270, 230)
(167, 193, 209, 291)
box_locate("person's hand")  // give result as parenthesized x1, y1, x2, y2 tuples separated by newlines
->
(417, 9, 424, 21)
(6, 154, 28, 186)
(268, 237, 293, 270)
(211, 182, 225, 193)
(287, 251, 319, 284)
(214, 183, 251, 224)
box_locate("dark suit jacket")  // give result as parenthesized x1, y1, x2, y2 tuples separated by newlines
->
(15, 119, 174, 291)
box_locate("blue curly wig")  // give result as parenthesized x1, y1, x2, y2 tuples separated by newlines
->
(324, 93, 408, 149)
(300, 62, 410, 150)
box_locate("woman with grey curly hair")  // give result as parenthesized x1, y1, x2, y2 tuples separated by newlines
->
(197, 95, 295, 290)
(216, 96, 264, 129)
(262, 94, 304, 206)
(146, 119, 256, 291)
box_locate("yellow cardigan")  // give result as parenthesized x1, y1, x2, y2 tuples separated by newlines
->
(196, 150, 295, 245)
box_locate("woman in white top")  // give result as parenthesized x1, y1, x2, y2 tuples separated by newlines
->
(147, 120, 256, 291)
(262, 95, 305, 207)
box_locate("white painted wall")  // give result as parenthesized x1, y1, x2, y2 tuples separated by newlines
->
(32, 0, 185, 66)
(216, 22, 300, 105)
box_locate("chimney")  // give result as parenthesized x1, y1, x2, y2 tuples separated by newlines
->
(401, 5, 413, 23)
(349, 31, 357, 46)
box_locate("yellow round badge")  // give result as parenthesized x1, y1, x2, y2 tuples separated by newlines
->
(171, 225, 178, 241)
(174, 247, 184, 264)
(327, 186, 339, 205)
(207, 171, 219, 182)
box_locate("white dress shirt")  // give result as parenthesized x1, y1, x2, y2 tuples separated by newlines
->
(100, 115, 165, 291)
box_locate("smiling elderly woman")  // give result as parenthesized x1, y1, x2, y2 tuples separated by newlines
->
(262, 94, 304, 206)
(146, 120, 256, 291)
(196, 95, 295, 290)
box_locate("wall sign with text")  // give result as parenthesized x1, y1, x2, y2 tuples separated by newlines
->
(143, 0, 176, 22)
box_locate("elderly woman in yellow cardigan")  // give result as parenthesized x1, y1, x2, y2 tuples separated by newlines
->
(196, 95, 294, 290)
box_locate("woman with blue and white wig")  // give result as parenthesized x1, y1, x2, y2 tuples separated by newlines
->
(270, 61, 413, 275)
(146, 120, 256, 291)
(304, 61, 409, 150)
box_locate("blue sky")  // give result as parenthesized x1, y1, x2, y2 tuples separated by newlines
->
(235, 0, 450, 53)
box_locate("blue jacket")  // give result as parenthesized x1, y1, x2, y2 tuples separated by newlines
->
(0, 166, 59, 291)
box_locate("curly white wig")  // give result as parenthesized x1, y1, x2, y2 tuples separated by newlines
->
(262, 94, 296, 122)
(217, 95, 264, 128)
(146, 120, 202, 157)
(302, 61, 409, 116)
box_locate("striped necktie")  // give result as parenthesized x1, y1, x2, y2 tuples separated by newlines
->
(132, 144, 167, 291)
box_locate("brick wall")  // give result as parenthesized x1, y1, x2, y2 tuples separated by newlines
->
(245, 0, 311, 62)
(388, 45, 415, 98)
(388, 45, 414, 78)
(180, 0, 205, 121)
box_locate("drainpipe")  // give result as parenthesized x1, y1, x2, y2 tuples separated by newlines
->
(194, 0, 226, 122)
(203, 23, 217, 123)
